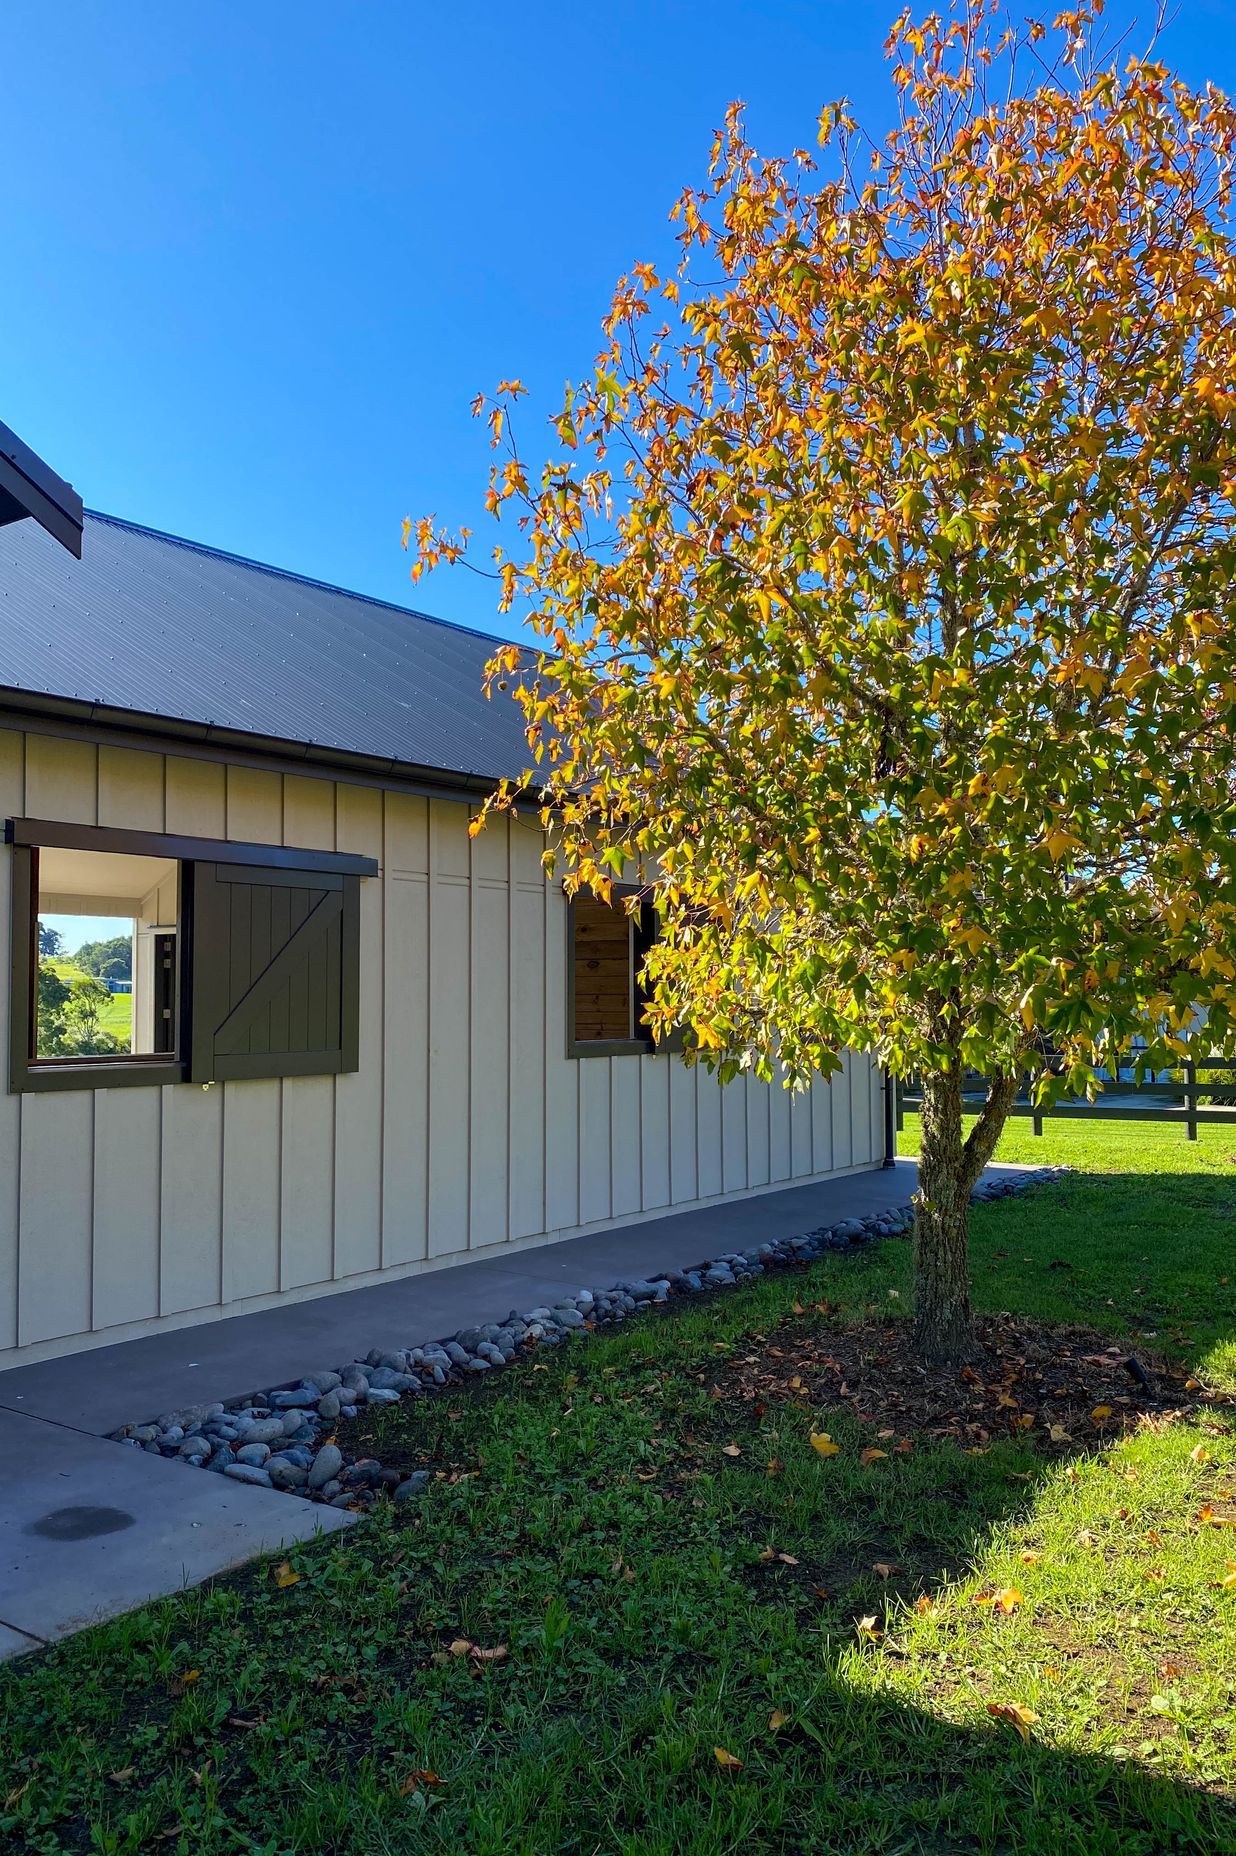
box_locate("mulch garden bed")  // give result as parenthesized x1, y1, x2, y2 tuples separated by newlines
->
(704, 1307, 1232, 1454)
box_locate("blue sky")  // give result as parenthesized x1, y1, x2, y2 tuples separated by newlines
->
(4, 0, 1235, 642)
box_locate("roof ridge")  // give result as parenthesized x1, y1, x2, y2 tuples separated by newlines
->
(83, 508, 514, 649)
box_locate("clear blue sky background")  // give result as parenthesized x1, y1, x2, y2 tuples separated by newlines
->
(4, 0, 1234, 642)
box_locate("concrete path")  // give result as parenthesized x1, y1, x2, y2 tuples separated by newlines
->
(0, 1157, 1038, 1663)
(0, 1410, 351, 1656)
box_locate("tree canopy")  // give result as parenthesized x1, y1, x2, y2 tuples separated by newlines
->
(410, 0, 1236, 1355)
(76, 934, 133, 984)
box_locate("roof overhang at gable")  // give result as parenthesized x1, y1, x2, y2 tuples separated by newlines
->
(0, 421, 84, 558)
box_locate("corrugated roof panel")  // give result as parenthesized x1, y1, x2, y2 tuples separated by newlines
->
(0, 512, 532, 781)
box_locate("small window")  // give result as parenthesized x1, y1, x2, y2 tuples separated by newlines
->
(568, 887, 675, 1057)
(34, 846, 179, 1064)
(8, 819, 376, 1093)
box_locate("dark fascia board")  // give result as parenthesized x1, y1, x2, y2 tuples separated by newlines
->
(7, 816, 379, 878)
(0, 688, 528, 805)
(0, 421, 84, 558)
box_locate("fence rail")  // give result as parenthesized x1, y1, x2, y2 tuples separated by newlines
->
(895, 1056, 1236, 1142)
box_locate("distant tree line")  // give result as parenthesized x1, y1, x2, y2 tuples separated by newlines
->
(75, 934, 133, 983)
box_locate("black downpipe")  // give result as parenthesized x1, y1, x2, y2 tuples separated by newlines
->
(882, 1068, 897, 1167)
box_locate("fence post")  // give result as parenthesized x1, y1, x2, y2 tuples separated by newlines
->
(1032, 1103, 1043, 1138)
(895, 1076, 904, 1133)
(1186, 1058, 1198, 1142)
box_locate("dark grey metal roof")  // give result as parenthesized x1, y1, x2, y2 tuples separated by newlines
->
(0, 510, 531, 783)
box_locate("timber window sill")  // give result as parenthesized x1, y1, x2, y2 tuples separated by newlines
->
(15, 1058, 187, 1094)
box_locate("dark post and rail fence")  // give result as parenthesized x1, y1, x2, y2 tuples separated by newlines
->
(895, 1056, 1236, 1143)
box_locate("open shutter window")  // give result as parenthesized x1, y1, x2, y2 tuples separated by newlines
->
(188, 863, 360, 1083)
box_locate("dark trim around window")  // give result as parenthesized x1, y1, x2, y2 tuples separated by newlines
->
(6, 816, 378, 878)
(8, 817, 373, 1094)
(10, 844, 185, 1093)
(565, 882, 687, 1060)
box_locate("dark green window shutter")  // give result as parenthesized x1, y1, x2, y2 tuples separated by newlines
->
(188, 863, 360, 1083)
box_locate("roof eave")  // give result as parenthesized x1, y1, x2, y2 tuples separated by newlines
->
(0, 684, 522, 803)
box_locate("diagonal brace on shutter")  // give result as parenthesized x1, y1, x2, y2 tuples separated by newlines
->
(214, 888, 343, 1055)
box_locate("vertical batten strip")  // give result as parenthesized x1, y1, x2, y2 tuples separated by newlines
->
(92, 747, 166, 1331)
(16, 733, 98, 1345)
(279, 774, 339, 1291)
(161, 755, 226, 1317)
(332, 784, 384, 1276)
(0, 728, 24, 1350)
(220, 767, 284, 1305)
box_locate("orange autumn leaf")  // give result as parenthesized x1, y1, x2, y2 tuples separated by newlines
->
(988, 1702, 1039, 1743)
(860, 1448, 889, 1467)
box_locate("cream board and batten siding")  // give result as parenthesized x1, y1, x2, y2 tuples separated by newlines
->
(0, 724, 885, 1370)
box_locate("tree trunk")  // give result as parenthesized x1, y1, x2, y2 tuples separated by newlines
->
(912, 1066, 974, 1363)
(912, 1063, 1021, 1365)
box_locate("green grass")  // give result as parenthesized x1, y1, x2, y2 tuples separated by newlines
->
(3, 1118, 1235, 1854)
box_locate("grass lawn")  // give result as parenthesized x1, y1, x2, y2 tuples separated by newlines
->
(3, 1118, 1235, 1854)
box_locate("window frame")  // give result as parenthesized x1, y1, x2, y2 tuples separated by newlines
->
(565, 882, 683, 1060)
(7, 818, 377, 1094)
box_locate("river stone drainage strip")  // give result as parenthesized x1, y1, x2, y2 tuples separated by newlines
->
(111, 1170, 1065, 1512)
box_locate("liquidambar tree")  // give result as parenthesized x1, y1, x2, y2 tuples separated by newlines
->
(412, 1, 1236, 1362)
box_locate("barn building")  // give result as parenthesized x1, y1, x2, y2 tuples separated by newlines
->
(0, 472, 888, 1373)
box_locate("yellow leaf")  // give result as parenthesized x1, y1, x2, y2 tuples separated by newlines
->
(809, 1431, 841, 1458)
(1019, 1551, 1042, 1565)
(713, 1746, 744, 1770)
(860, 1448, 889, 1467)
(994, 1587, 1023, 1613)
(1049, 1425, 1072, 1444)
(954, 924, 988, 955)
(768, 1709, 789, 1732)
(274, 1562, 300, 1589)
(1220, 1562, 1236, 1591)
(1045, 826, 1081, 864)
(1190, 1444, 1211, 1465)
(855, 1613, 882, 1638)
(1091, 1405, 1112, 1422)
(988, 1701, 1039, 1742)
(182, 1669, 200, 1683)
